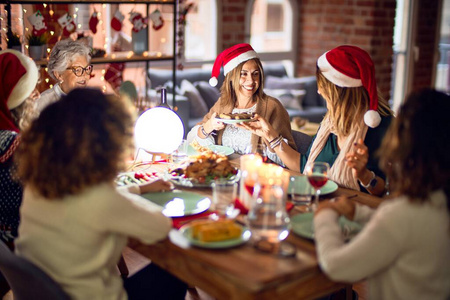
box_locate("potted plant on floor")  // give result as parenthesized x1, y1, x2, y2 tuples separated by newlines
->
(6, 32, 23, 52)
(26, 32, 48, 60)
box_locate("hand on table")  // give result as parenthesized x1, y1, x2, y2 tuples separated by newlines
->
(139, 179, 174, 194)
(314, 196, 356, 220)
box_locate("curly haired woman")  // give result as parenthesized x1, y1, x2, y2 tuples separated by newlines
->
(15, 88, 186, 299)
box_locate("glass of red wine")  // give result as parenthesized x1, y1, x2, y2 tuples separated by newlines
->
(304, 162, 330, 210)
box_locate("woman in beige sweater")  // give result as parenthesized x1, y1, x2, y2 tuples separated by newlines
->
(187, 43, 295, 165)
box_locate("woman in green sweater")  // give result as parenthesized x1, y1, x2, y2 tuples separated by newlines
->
(240, 45, 393, 196)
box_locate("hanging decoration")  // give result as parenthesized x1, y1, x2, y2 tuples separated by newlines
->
(89, 10, 99, 34)
(58, 13, 77, 38)
(149, 9, 164, 31)
(105, 62, 125, 93)
(111, 9, 125, 32)
(129, 11, 148, 33)
(176, 1, 195, 70)
(27, 10, 48, 36)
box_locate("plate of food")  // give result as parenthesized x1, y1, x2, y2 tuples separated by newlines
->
(141, 190, 211, 217)
(168, 152, 240, 187)
(288, 175, 338, 196)
(215, 113, 255, 124)
(291, 212, 362, 240)
(180, 219, 251, 249)
(187, 143, 234, 156)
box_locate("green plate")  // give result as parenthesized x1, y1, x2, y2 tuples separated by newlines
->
(141, 190, 211, 217)
(180, 223, 251, 249)
(215, 118, 253, 124)
(291, 212, 362, 240)
(288, 175, 338, 196)
(187, 145, 234, 156)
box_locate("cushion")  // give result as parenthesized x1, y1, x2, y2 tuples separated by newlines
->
(180, 79, 208, 118)
(265, 89, 305, 110)
(265, 75, 305, 90)
(194, 81, 220, 109)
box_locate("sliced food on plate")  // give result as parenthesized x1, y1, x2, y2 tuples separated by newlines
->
(217, 112, 255, 120)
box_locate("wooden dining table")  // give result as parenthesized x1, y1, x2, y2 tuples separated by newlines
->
(128, 154, 383, 300)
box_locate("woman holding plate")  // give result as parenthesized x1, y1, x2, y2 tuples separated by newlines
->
(241, 45, 393, 196)
(186, 43, 296, 165)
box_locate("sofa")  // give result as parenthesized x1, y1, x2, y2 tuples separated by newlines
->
(147, 63, 327, 136)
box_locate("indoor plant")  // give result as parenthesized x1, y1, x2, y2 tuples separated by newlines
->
(6, 32, 22, 52)
(26, 32, 48, 60)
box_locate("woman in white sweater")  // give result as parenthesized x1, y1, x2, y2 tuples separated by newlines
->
(14, 88, 187, 299)
(314, 88, 450, 299)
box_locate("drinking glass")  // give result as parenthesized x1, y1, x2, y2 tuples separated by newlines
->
(289, 176, 313, 210)
(248, 183, 291, 254)
(239, 154, 263, 209)
(304, 162, 330, 210)
(212, 179, 237, 219)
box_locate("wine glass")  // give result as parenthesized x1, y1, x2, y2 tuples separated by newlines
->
(304, 162, 330, 210)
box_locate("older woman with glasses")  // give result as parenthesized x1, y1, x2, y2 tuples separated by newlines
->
(36, 39, 92, 112)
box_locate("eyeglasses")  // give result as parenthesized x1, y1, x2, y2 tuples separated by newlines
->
(66, 65, 93, 77)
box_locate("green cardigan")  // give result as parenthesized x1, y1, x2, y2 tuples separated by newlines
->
(300, 116, 392, 182)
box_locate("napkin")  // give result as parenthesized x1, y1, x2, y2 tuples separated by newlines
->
(234, 198, 294, 215)
(171, 211, 215, 229)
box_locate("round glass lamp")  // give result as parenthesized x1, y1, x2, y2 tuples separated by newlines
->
(134, 106, 184, 155)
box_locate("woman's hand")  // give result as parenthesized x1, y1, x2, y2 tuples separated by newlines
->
(314, 196, 356, 220)
(236, 114, 278, 141)
(139, 179, 174, 194)
(345, 138, 369, 180)
(205, 112, 225, 132)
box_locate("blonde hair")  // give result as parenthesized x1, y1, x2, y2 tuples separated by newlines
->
(316, 69, 392, 136)
(219, 58, 266, 107)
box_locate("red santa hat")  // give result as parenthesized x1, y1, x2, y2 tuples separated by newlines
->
(317, 45, 381, 128)
(209, 43, 258, 87)
(0, 49, 39, 132)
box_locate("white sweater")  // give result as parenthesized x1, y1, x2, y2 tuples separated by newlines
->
(314, 190, 450, 300)
(16, 183, 172, 300)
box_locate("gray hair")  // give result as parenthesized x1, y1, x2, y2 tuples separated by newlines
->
(47, 39, 91, 80)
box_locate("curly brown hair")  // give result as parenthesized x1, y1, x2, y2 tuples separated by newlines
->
(378, 89, 450, 211)
(15, 88, 134, 199)
(316, 68, 393, 136)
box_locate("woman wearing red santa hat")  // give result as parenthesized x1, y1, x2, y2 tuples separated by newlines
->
(187, 43, 296, 164)
(0, 49, 39, 296)
(241, 45, 393, 196)
(36, 39, 92, 112)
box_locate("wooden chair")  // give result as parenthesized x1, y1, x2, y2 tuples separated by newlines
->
(0, 241, 70, 300)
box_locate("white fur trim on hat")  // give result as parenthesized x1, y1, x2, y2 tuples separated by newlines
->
(223, 50, 258, 75)
(364, 110, 381, 128)
(209, 77, 218, 87)
(317, 52, 362, 88)
(4, 49, 39, 109)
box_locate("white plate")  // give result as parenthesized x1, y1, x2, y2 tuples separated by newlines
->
(187, 145, 234, 156)
(215, 118, 253, 124)
(167, 171, 240, 188)
(141, 190, 211, 217)
(180, 223, 251, 249)
(288, 175, 338, 196)
(291, 212, 362, 240)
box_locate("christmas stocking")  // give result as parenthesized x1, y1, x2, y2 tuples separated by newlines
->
(149, 9, 164, 31)
(111, 10, 125, 32)
(58, 13, 76, 37)
(105, 63, 125, 92)
(89, 11, 99, 34)
(27, 10, 47, 36)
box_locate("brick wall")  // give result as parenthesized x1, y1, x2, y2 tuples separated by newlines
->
(411, 0, 441, 91)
